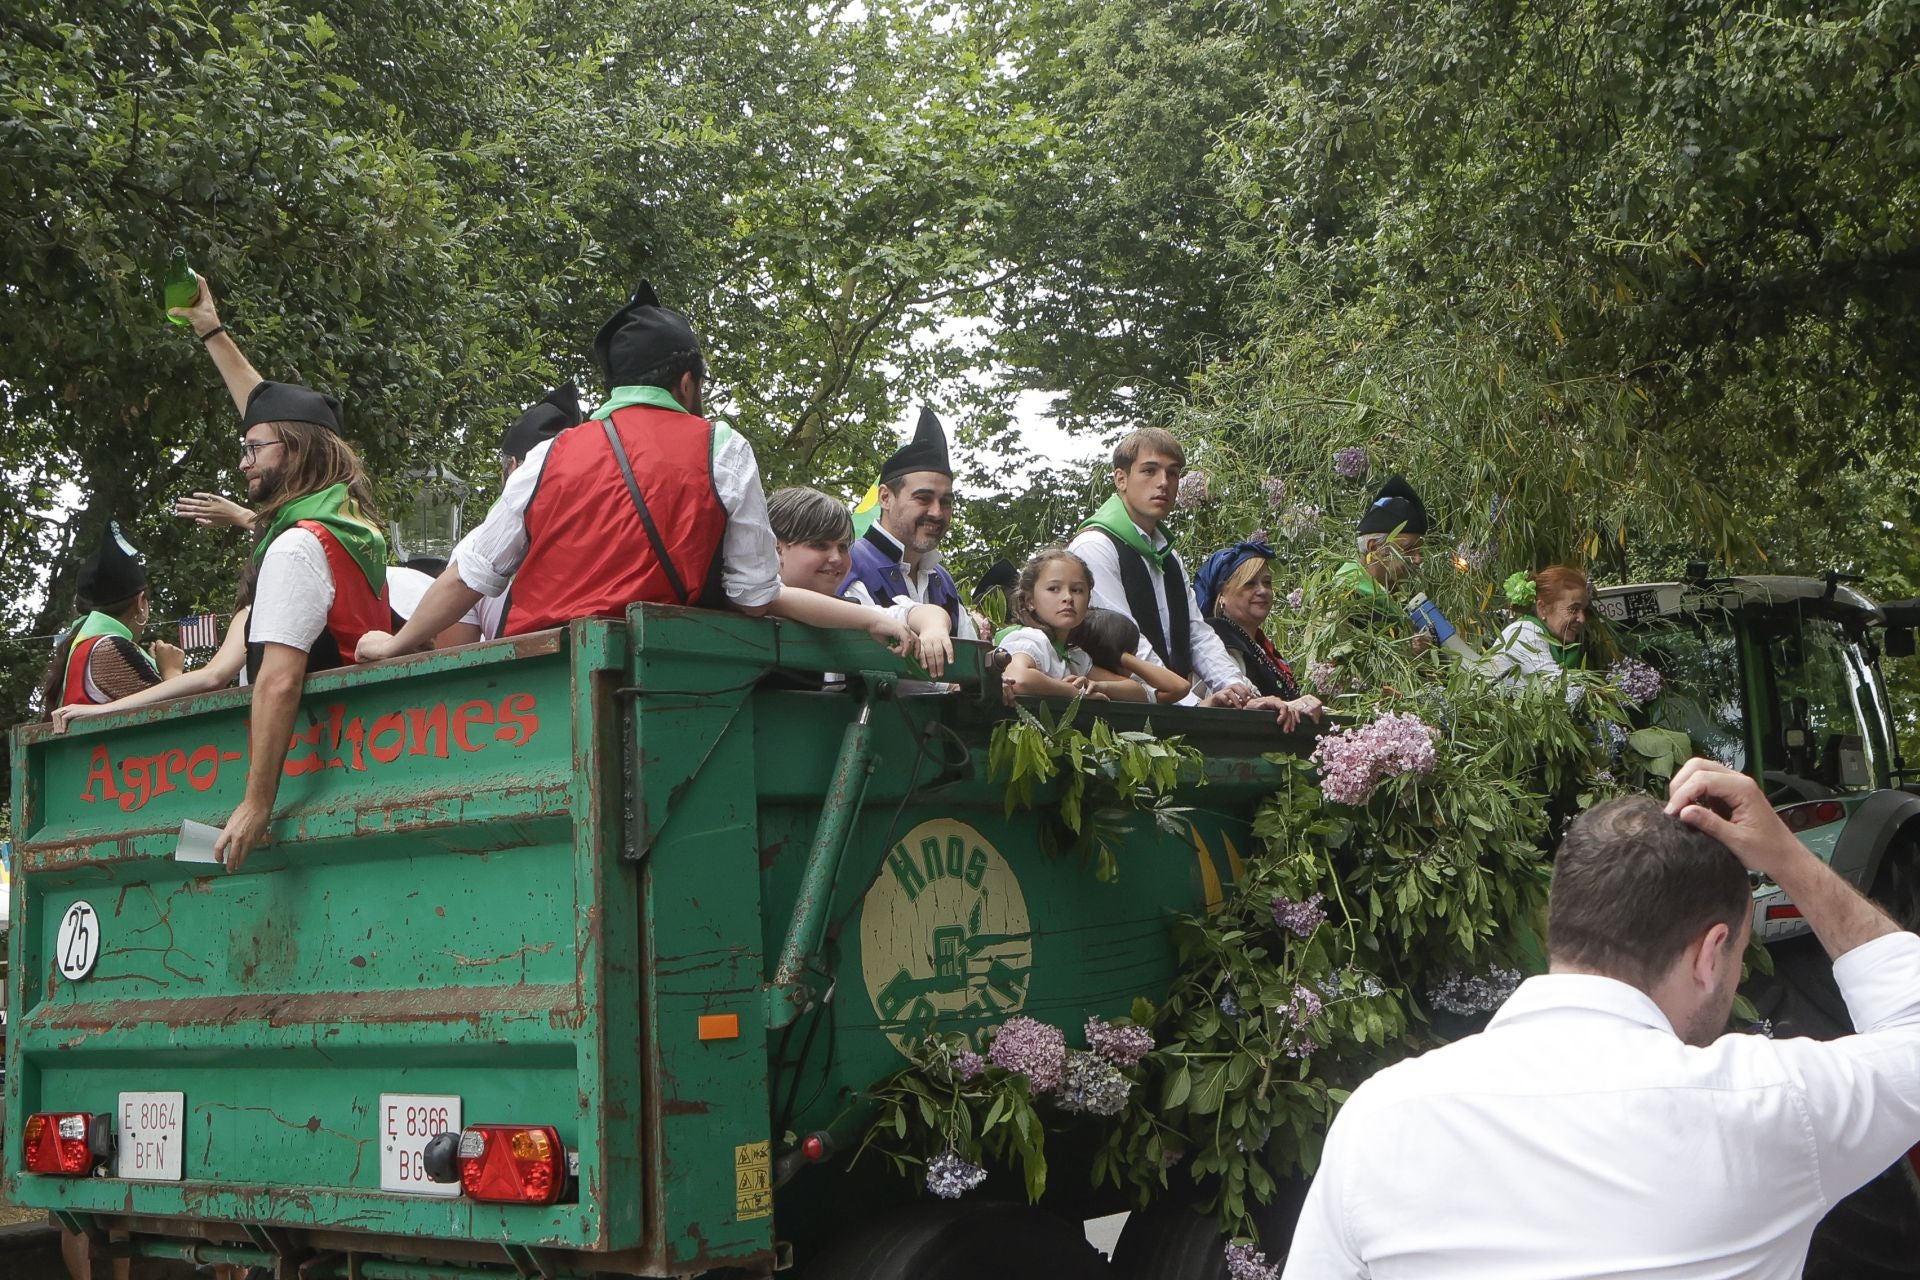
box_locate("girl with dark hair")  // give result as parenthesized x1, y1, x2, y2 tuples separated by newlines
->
(37, 523, 183, 713)
(1072, 608, 1192, 703)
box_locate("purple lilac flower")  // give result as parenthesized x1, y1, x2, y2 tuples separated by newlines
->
(1271, 893, 1327, 938)
(1333, 446, 1369, 479)
(1085, 1017, 1154, 1068)
(1610, 657, 1662, 704)
(1284, 1036, 1320, 1060)
(1225, 1242, 1281, 1280)
(952, 1050, 985, 1082)
(1262, 475, 1288, 509)
(925, 1149, 988, 1199)
(1606, 721, 1629, 747)
(1176, 470, 1211, 510)
(1057, 1050, 1132, 1116)
(1218, 991, 1244, 1018)
(1309, 711, 1439, 806)
(1285, 587, 1305, 610)
(988, 1016, 1067, 1093)
(1429, 966, 1524, 1015)
(1288, 984, 1324, 1023)
(1308, 660, 1339, 695)
(1595, 769, 1615, 785)
(1280, 503, 1324, 538)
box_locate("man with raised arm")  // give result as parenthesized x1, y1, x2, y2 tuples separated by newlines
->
(1284, 758, 1920, 1278)
(355, 281, 915, 660)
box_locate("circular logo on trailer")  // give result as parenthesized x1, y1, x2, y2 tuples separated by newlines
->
(859, 818, 1033, 1055)
(57, 900, 100, 981)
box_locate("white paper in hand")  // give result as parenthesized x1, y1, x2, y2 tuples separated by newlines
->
(176, 819, 223, 864)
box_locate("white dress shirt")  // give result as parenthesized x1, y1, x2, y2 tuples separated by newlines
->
(451, 419, 782, 611)
(1284, 932, 1920, 1279)
(1067, 524, 1245, 694)
(840, 523, 980, 642)
(1482, 618, 1569, 682)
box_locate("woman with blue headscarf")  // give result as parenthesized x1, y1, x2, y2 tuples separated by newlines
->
(1194, 540, 1325, 727)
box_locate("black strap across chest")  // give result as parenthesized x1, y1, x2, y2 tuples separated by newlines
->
(1090, 527, 1191, 679)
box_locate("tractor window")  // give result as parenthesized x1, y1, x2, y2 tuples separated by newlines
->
(1759, 614, 1884, 794)
(1625, 613, 1748, 772)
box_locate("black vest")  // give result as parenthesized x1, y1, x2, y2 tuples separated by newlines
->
(1088, 528, 1192, 679)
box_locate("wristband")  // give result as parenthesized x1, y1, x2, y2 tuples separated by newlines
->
(197, 325, 228, 342)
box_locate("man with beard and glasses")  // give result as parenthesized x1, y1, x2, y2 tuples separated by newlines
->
(1283, 759, 1920, 1279)
(176, 276, 392, 873)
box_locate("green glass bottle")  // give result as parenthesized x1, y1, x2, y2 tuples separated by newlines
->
(162, 247, 197, 325)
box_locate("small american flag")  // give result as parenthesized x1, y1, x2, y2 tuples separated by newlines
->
(178, 613, 221, 651)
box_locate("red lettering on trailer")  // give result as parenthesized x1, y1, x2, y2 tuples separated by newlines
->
(77, 693, 542, 812)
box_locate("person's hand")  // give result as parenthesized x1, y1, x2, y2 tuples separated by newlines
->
(868, 612, 915, 657)
(214, 798, 270, 872)
(50, 702, 107, 734)
(175, 491, 255, 530)
(1063, 675, 1111, 702)
(1291, 694, 1326, 722)
(1664, 757, 1806, 880)
(356, 630, 401, 664)
(1203, 684, 1254, 709)
(151, 640, 186, 679)
(169, 271, 222, 336)
(1245, 694, 1301, 730)
(914, 627, 954, 678)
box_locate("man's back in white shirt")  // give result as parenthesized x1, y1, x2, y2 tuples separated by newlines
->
(1284, 935, 1920, 1280)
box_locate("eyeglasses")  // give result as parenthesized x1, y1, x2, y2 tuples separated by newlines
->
(240, 438, 286, 463)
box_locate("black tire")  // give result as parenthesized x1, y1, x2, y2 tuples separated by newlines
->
(803, 1200, 1112, 1280)
(1109, 1178, 1308, 1280)
(1747, 925, 1920, 1280)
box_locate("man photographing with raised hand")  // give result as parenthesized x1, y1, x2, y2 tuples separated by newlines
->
(1284, 757, 1920, 1279)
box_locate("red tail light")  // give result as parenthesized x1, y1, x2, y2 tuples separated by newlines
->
(1765, 904, 1804, 921)
(24, 1113, 98, 1175)
(456, 1125, 566, 1204)
(1779, 801, 1845, 833)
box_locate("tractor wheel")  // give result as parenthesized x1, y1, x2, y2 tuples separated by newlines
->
(1108, 1178, 1309, 1280)
(803, 1200, 1112, 1280)
(1749, 915, 1920, 1280)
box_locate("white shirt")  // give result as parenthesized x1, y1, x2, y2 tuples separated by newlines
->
(1067, 523, 1245, 695)
(841, 523, 980, 642)
(387, 566, 481, 631)
(1482, 617, 1568, 682)
(1284, 932, 1920, 1280)
(248, 528, 334, 653)
(998, 626, 1092, 680)
(451, 418, 782, 611)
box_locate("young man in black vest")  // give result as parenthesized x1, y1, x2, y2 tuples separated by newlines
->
(1068, 428, 1255, 707)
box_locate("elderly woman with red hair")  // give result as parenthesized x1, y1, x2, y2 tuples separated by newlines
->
(1485, 565, 1593, 680)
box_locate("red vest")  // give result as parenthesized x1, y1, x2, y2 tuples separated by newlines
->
(503, 405, 727, 635)
(245, 521, 393, 681)
(60, 635, 112, 708)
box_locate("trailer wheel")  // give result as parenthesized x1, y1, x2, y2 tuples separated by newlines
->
(1108, 1178, 1308, 1280)
(1748, 928, 1920, 1280)
(803, 1200, 1111, 1280)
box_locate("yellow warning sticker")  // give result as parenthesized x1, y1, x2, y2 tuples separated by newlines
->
(734, 1141, 772, 1220)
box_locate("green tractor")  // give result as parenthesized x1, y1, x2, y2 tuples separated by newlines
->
(1596, 571, 1920, 1278)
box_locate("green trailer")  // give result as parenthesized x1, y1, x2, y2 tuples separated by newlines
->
(5, 608, 1297, 1279)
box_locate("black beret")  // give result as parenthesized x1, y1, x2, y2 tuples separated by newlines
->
(592, 281, 703, 388)
(500, 385, 582, 460)
(240, 380, 342, 433)
(77, 521, 148, 605)
(1358, 474, 1429, 536)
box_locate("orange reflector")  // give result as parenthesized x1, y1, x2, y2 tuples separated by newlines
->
(698, 1014, 740, 1041)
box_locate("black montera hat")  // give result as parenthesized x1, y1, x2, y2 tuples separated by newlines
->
(500, 385, 582, 460)
(77, 521, 148, 605)
(880, 407, 952, 485)
(1358, 474, 1429, 536)
(240, 380, 342, 433)
(593, 281, 703, 388)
